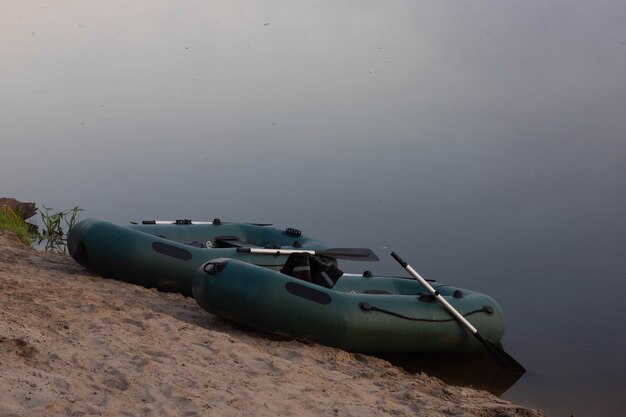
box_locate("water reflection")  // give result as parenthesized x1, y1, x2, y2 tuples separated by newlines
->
(376, 352, 524, 396)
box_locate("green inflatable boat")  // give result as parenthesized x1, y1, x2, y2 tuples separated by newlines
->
(192, 257, 504, 353)
(67, 218, 330, 296)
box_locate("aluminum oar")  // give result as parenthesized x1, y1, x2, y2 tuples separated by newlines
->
(391, 252, 525, 373)
(133, 219, 273, 226)
(237, 247, 379, 261)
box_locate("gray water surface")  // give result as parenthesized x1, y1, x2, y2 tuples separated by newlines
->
(2, 2, 625, 416)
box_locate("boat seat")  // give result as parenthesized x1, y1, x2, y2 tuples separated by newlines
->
(281, 252, 343, 289)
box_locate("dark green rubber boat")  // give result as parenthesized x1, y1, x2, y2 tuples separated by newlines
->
(192, 257, 504, 353)
(67, 218, 329, 296)
(67, 218, 506, 353)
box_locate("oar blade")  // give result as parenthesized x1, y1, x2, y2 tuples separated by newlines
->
(474, 333, 526, 373)
(321, 248, 380, 261)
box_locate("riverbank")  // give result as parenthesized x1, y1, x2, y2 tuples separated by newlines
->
(0, 230, 547, 417)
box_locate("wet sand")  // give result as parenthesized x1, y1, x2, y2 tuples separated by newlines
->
(0, 230, 547, 417)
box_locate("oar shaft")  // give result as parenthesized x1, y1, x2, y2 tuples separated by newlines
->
(140, 220, 216, 225)
(237, 247, 379, 261)
(238, 248, 316, 256)
(392, 252, 478, 334)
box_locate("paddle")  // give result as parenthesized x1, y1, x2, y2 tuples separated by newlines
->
(390, 252, 525, 373)
(236, 247, 379, 261)
(134, 220, 273, 226)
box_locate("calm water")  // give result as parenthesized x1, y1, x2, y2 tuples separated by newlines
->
(2, 2, 625, 416)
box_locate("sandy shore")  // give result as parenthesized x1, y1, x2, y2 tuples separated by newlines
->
(0, 230, 546, 417)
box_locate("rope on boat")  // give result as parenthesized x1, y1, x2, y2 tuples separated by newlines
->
(358, 302, 494, 323)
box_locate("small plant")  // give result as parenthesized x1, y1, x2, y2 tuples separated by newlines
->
(0, 205, 33, 244)
(38, 205, 83, 253)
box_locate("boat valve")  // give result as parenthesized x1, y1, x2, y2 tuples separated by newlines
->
(203, 260, 227, 275)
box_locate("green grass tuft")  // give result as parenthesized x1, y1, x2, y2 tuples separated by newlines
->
(0, 206, 33, 244)
(39, 205, 83, 253)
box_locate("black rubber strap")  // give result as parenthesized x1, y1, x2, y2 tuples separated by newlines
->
(359, 302, 492, 323)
